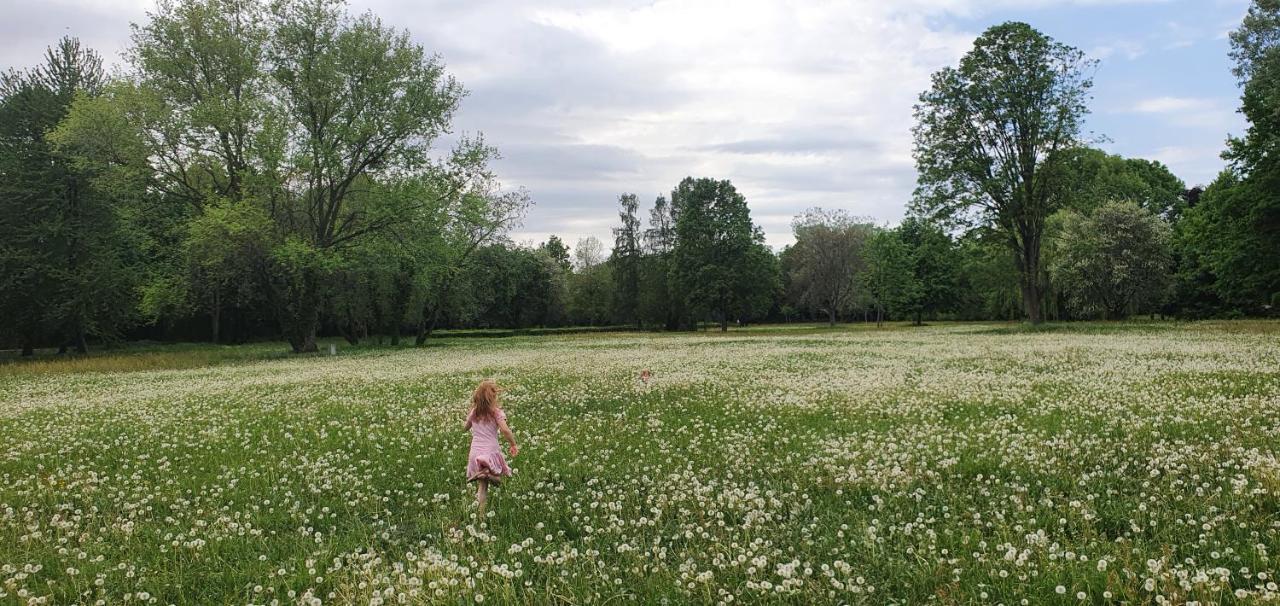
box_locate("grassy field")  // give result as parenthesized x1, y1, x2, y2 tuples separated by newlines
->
(1, 322, 1279, 605)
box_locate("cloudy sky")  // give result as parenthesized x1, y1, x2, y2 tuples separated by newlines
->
(1, 0, 1251, 249)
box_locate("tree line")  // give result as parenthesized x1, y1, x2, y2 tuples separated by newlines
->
(2, 0, 1277, 355)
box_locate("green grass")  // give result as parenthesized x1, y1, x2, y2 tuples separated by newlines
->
(1, 321, 1279, 604)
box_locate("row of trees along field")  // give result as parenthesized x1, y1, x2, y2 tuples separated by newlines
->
(3, 1, 1279, 354)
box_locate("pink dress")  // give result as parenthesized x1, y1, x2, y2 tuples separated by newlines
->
(465, 409, 512, 483)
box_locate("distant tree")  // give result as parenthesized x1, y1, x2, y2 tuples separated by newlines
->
(541, 235, 572, 272)
(611, 193, 642, 326)
(640, 195, 680, 329)
(644, 195, 677, 254)
(862, 229, 919, 326)
(786, 208, 875, 326)
(913, 22, 1096, 324)
(671, 177, 774, 331)
(413, 141, 530, 344)
(1054, 148, 1186, 218)
(1048, 201, 1172, 319)
(183, 200, 273, 342)
(897, 217, 959, 325)
(569, 236, 613, 325)
(954, 231, 1023, 320)
(574, 236, 605, 271)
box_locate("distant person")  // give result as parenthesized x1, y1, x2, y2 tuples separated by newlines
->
(639, 369, 652, 384)
(463, 379, 519, 517)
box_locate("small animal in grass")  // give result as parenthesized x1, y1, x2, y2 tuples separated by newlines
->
(463, 379, 519, 517)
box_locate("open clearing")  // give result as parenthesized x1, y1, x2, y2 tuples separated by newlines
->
(2, 322, 1279, 604)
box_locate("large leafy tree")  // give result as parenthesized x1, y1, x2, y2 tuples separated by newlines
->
(1048, 201, 1172, 319)
(670, 177, 776, 331)
(786, 208, 875, 326)
(265, 0, 466, 351)
(913, 21, 1096, 324)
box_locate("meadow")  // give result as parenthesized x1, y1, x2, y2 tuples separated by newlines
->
(2, 322, 1279, 605)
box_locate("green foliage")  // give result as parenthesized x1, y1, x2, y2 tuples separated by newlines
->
(0, 37, 139, 353)
(1174, 171, 1278, 314)
(1052, 148, 1186, 218)
(862, 229, 920, 324)
(540, 235, 571, 272)
(954, 233, 1023, 320)
(897, 217, 959, 324)
(1199, 0, 1280, 314)
(1048, 201, 1173, 319)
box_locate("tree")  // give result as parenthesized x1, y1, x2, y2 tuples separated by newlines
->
(862, 229, 919, 326)
(0, 37, 136, 355)
(913, 21, 1096, 324)
(897, 217, 959, 325)
(412, 139, 530, 344)
(953, 231, 1023, 320)
(264, 0, 466, 351)
(1047, 201, 1172, 319)
(786, 208, 874, 326)
(1054, 148, 1186, 218)
(670, 177, 774, 331)
(640, 195, 680, 330)
(573, 236, 605, 271)
(611, 193, 642, 326)
(540, 235, 571, 271)
(568, 236, 613, 325)
(183, 200, 273, 342)
(1193, 0, 1280, 312)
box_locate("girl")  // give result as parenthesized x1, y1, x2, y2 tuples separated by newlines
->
(463, 379, 518, 516)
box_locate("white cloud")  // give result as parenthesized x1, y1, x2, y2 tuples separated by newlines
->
(1133, 96, 1216, 113)
(1127, 96, 1238, 130)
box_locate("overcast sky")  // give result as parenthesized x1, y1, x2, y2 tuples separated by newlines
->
(1, 0, 1251, 249)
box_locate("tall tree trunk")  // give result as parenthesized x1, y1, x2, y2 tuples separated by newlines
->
(286, 300, 320, 354)
(1015, 226, 1044, 325)
(828, 307, 836, 327)
(416, 304, 444, 346)
(416, 279, 452, 346)
(211, 291, 221, 344)
(20, 338, 34, 357)
(75, 329, 88, 354)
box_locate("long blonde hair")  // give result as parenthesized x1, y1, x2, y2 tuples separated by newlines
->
(471, 379, 499, 421)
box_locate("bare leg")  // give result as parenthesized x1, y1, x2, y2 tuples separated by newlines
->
(476, 479, 489, 518)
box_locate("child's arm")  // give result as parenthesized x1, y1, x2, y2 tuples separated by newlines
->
(463, 408, 473, 432)
(497, 416, 519, 457)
